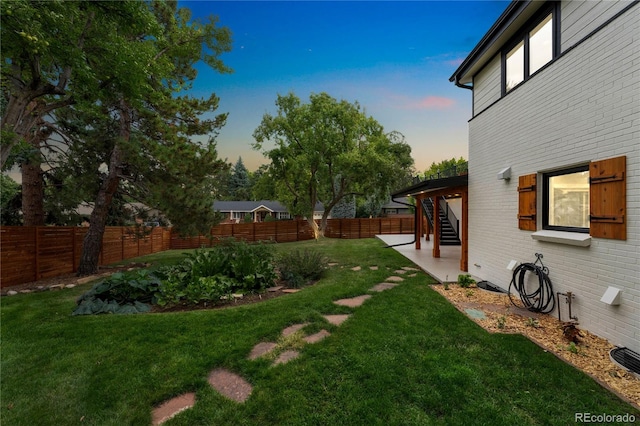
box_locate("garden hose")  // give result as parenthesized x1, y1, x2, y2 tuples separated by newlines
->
(508, 254, 555, 314)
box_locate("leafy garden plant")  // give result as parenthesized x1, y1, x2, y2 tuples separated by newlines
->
(74, 239, 278, 314)
(276, 249, 329, 288)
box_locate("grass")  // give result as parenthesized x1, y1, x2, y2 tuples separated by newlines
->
(1, 238, 638, 425)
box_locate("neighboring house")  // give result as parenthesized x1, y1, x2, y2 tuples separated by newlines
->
(446, 1, 639, 353)
(213, 200, 327, 223)
(380, 197, 413, 216)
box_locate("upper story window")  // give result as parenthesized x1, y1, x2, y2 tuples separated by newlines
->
(503, 4, 558, 94)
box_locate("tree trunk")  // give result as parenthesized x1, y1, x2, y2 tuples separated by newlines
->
(21, 161, 45, 226)
(308, 216, 322, 239)
(77, 102, 130, 275)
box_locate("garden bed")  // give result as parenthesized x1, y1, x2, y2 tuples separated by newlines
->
(431, 283, 640, 409)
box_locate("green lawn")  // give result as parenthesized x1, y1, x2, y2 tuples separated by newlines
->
(1, 239, 638, 425)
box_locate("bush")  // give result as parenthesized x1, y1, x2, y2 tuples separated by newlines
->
(458, 274, 476, 288)
(155, 239, 277, 306)
(277, 249, 328, 288)
(73, 270, 161, 315)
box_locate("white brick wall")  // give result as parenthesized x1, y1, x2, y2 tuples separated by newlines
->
(468, 2, 640, 352)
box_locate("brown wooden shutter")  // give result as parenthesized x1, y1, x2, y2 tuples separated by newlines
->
(590, 156, 626, 240)
(518, 174, 537, 231)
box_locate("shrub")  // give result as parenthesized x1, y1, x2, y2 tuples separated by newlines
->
(277, 249, 328, 288)
(458, 274, 476, 288)
(73, 270, 161, 315)
(156, 240, 276, 306)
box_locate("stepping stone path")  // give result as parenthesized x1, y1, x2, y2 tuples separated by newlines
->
(273, 350, 301, 365)
(333, 294, 371, 308)
(248, 342, 278, 360)
(152, 393, 196, 426)
(207, 369, 253, 403)
(369, 282, 399, 292)
(150, 263, 415, 424)
(304, 329, 331, 344)
(323, 314, 350, 326)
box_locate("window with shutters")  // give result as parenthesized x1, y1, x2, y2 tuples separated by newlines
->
(517, 156, 626, 241)
(542, 165, 590, 233)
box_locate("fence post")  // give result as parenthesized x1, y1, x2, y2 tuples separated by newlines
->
(34, 227, 40, 280)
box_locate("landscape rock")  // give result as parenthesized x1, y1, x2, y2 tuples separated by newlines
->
(7, 290, 18, 296)
(152, 392, 196, 426)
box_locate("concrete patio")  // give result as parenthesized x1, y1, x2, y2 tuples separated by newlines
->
(376, 234, 465, 283)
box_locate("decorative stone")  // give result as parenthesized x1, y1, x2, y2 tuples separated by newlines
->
(408, 273, 417, 278)
(394, 269, 407, 274)
(333, 295, 371, 308)
(369, 283, 398, 292)
(351, 266, 362, 271)
(272, 350, 300, 366)
(207, 369, 252, 403)
(402, 267, 419, 271)
(303, 329, 331, 344)
(19, 289, 33, 294)
(369, 266, 379, 270)
(65, 284, 76, 289)
(328, 263, 339, 267)
(282, 289, 300, 294)
(385, 276, 404, 282)
(49, 284, 65, 291)
(232, 293, 243, 299)
(282, 323, 308, 337)
(152, 392, 196, 426)
(248, 342, 278, 360)
(323, 314, 350, 326)
(267, 286, 284, 292)
(6, 291, 18, 296)
(77, 275, 99, 285)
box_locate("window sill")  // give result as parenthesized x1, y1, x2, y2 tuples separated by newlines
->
(531, 230, 591, 247)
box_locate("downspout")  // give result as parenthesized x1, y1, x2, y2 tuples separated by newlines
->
(383, 196, 418, 248)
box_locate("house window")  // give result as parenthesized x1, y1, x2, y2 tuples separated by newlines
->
(543, 166, 590, 232)
(232, 212, 245, 220)
(503, 5, 557, 94)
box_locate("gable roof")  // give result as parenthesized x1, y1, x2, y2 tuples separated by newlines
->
(450, 0, 547, 87)
(213, 200, 325, 213)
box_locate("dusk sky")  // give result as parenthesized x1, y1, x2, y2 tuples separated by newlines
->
(181, 1, 510, 172)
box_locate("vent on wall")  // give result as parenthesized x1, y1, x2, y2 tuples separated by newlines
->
(609, 347, 640, 377)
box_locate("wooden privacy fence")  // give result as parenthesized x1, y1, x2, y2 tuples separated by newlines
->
(0, 226, 171, 288)
(170, 217, 415, 248)
(1, 217, 413, 288)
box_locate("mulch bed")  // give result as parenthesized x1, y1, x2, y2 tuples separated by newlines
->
(431, 283, 640, 410)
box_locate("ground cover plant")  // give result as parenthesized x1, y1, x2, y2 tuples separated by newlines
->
(1, 239, 638, 425)
(72, 239, 278, 314)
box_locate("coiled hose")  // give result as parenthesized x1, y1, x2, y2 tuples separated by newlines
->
(508, 254, 555, 314)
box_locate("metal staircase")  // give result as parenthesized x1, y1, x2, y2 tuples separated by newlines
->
(421, 197, 461, 246)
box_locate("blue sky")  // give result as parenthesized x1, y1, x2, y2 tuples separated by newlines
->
(182, 1, 509, 172)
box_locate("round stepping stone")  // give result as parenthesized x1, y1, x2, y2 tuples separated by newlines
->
(323, 314, 350, 326)
(303, 329, 331, 344)
(351, 266, 362, 271)
(207, 369, 252, 403)
(152, 392, 196, 425)
(273, 350, 300, 365)
(385, 276, 404, 282)
(369, 283, 398, 292)
(394, 269, 408, 274)
(369, 266, 379, 270)
(333, 294, 371, 308)
(248, 342, 278, 360)
(282, 323, 309, 337)
(408, 273, 417, 277)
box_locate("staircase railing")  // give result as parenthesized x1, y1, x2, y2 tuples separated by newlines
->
(439, 197, 459, 237)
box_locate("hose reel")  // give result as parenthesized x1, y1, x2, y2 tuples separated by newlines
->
(508, 253, 556, 314)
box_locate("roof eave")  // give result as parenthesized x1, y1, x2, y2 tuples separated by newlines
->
(450, 0, 533, 86)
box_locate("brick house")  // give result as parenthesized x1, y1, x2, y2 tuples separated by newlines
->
(447, 0, 638, 353)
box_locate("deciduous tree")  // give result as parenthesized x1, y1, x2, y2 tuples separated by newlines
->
(253, 92, 414, 237)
